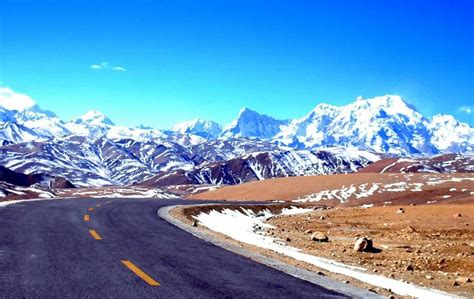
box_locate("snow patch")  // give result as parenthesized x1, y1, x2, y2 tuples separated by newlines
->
(194, 208, 456, 298)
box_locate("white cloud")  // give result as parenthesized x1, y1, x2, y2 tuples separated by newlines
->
(0, 86, 36, 111)
(111, 66, 127, 72)
(459, 106, 473, 115)
(90, 62, 127, 72)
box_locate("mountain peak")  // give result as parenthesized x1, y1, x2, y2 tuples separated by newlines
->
(223, 107, 288, 139)
(171, 118, 222, 138)
(238, 107, 257, 116)
(0, 87, 36, 111)
(311, 102, 339, 113)
(370, 94, 410, 106)
(136, 124, 153, 130)
(350, 95, 420, 118)
(431, 114, 457, 123)
(73, 110, 115, 126)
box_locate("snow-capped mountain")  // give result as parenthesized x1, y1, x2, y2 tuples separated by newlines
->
(141, 149, 380, 186)
(427, 114, 474, 153)
(0, 122, 41, 145)
(64, 111, 173, 142)
(299, 95, 437, 155)
(221, 108, 290, 139)
(171, 118, 222, 138)
(0, 103, 69, 138)
(223, 95, 470, 156)
(71, 110, 115, 126)
(275, 103, 342, 148)
(65, 110, 115, 138)
(0, 135, 282, 186)
(1, 89, 471, 156)
(0, 86, 472, 188)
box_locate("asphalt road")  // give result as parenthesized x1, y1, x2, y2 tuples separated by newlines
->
(0, 198, 347, 298)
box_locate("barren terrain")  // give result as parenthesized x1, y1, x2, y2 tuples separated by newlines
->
(268, 204, 474, 296)
(173, 203, 474, 297)
(189, 173, 474, 207)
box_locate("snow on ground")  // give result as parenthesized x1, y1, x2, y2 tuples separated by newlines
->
(194, 207, 458, 299)
(295, 176, 474, 204)
(280, 206, 313, 215)
(68, 188, 179, 199)
(190, 186, 219, 194)
(0, 198, 53, 208)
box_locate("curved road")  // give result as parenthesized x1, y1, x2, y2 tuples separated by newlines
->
(0, 198, 347, 298)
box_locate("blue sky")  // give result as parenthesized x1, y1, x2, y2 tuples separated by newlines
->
(0, 0, 473, 127)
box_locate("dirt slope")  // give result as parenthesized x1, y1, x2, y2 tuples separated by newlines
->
(189, 173, 474, 206)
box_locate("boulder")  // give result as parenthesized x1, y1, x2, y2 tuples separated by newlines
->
(456, 277, 472, 283)
(310, 232, 328, 242)
(354, 237, 373, 252)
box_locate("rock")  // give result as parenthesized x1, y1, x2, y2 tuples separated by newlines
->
(304, 229, 313, 234)
(456, 277, 472, 283)
(192, 220, 198, 227)
(320, 215, 325, 220)
(405, 265, 414, 271)
(397, 208, 405, 214)
(342, 280, 349, 284)
(310, 232, 329, 242)
(453, 213, 462, 218)
(286, 237, 291, 242)
(316, 271, 325, 276)
(354, 237, 373, 252)
(402, 226, 416, 233)
(452, 281, 459, 287)
(425, 275, 433, 280)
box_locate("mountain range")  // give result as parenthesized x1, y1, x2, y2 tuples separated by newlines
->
(0, 92, 472, 187)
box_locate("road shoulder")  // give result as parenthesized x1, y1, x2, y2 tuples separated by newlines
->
(158, 204, 382, 299)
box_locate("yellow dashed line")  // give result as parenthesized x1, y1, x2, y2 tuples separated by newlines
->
(89, 230, 102, 240)
(121, 260, 160, 286)
(88, 208, 94, 212)
(84, 214, 90, 222)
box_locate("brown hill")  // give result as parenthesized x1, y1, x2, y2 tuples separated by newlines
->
(359, 154, 473, 173)
(189, 173, 474, 207)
